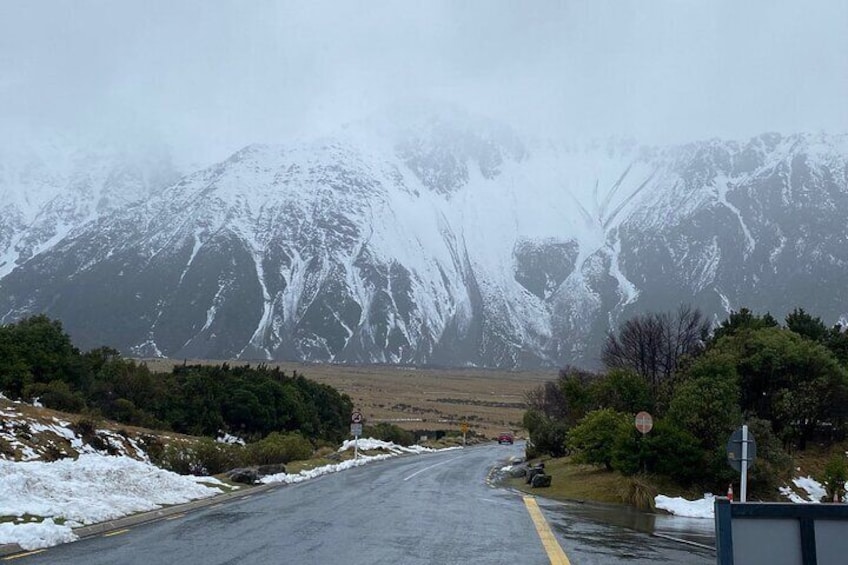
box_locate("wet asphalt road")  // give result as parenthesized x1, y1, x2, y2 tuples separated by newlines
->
(16, 443, 714, 564)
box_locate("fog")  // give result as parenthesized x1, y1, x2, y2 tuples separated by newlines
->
(1, 0, 846, 164)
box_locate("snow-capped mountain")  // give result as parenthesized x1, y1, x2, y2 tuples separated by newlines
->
(1, 118, 846, 368)
(0, 133, 178, 279)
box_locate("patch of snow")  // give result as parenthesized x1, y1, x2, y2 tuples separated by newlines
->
(714, 175, 755, 255)
(261, 453, 395, 485)
(0, 518, 77, 551)
(337, 437, 459, 454)
(188, 476, 234, 488)
(215, 432, 246, 446)
(262, 438, 460, 485)
(779, 476, 826, 503)
(655, 494, 715, 519)
(0, 454, 221, 529)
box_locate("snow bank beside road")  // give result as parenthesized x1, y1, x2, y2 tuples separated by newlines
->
(337, 438, 459, 454)
(655, 494, 715, 519)
(261, 438, 460, 486)
(0, 454, 223, 550)
(0, 519, 76, 551)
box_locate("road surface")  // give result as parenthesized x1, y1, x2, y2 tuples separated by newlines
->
(12, 443, 713, 564)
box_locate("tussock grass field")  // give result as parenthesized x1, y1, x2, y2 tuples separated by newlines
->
(143, 360, 555, 439)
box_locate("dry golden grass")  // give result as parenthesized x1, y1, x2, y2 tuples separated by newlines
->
(142, 359, 556, 438)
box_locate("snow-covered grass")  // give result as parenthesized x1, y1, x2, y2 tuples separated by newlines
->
(0, 397, 148, 462)
(779, 476, 829, 503)
(0, 454, 223, 550)
(0, 519, 77, 552)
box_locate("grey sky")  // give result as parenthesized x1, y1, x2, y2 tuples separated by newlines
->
(1, 0, 846, 164)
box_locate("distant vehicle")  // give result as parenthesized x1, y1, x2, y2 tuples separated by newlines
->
(497, 432, 514, 445)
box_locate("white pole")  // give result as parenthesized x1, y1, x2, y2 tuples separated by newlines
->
(354, 434, 359, 460)
(741, 424, 749, 503)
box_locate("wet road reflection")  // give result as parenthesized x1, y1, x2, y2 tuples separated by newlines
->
(535, 497, 715, 564)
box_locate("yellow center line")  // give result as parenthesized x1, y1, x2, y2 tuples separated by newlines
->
(523, 496, 571, 565)
(103, 528, 131, 537)
(2, 550, 46, 561)
(165, 513, 186, 521)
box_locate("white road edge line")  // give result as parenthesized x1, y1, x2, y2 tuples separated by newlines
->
(403, 456, 463, 481)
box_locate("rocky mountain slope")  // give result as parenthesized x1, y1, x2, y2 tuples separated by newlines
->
(1, 119, 846, 368)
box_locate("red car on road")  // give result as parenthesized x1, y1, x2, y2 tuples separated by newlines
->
(497, 432, 514, 445)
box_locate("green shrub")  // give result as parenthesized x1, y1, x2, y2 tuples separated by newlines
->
(159, 443, 197, 475)
(191, 438, 242, 474)
(822, 453, 848, 502)
(567, 409, 631, 470)
(158, 439, 244, 475)
(611, 420, 705, 483)
(362, 422, 414, 446)
(523, 409, 569, 457)
(591, 369, 653, 414)
(26, 380, 86, 413)
(742, 418, 792, 497)
(139, 434, 166, 465)
(525, 439, 541, 460)
(247, 432, 313, 465)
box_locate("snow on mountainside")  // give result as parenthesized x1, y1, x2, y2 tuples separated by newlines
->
(0, 133, 178, 279)
(0, 118, 846, 369)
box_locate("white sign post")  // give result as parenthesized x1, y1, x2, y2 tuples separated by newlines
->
(741, 424, 749, 503)
(726, 425, 757, 503)
(351, 411, 363, 459)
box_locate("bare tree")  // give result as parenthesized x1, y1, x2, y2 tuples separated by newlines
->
(524, 380, 568, 420)
(603, 305, 709, 394)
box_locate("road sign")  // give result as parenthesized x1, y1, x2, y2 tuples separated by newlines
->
(350, 423, 363, 436)
(727, 425, 757, 503)
(727, 427, 757, 471)
(727, 426, 757, 472)
(460, 422, 469, 434)
(351, 411, 363, 424)
(635, 411, 653, 435)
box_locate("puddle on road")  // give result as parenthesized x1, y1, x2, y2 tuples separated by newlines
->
(538, 498, 715, 548)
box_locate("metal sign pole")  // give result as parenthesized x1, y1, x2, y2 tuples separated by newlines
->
(354, 433, 359, 460)
(741, 424, 748, 503)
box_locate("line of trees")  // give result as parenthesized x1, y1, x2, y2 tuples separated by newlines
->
(0, 315, 353, 444)
(524, 305, 848, 495)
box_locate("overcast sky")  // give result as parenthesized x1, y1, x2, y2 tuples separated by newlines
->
(1, 0, 846, 164)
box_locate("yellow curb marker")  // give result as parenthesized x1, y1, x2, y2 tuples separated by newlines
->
(103, 528, 130, 537)
(3, 550, 45, 561)
(523, 496, 571, 565)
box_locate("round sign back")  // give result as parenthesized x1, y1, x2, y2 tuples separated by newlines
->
(635, 411, 653, 434)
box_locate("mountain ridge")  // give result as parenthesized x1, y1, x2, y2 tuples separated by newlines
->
(1, 123, 846, 369)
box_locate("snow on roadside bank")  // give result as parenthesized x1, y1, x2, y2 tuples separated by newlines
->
(261, 438, 461, 485)
(1, 438, 458, 550)
(0, 454, 223, 550)
(779, 476, 828, 503)
(655, 494, 716, 519)
(337, 438, 460, 455)
(657, 475, 840, 519)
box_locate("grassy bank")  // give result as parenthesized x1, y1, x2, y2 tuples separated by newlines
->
(505, 456, 704, 510)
